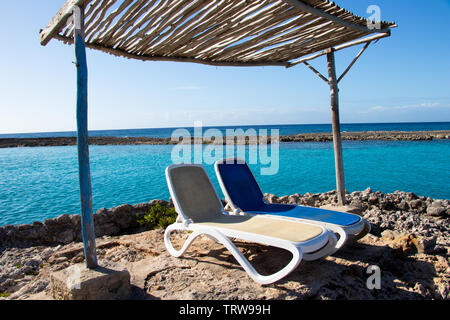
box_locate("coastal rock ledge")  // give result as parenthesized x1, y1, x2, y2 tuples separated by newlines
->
(1, 130, 449, 148)
(0, 189, 448, 300)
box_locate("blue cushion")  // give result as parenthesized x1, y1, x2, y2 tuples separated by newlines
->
(247, 205, 361, 226)
(217, 160, 361, 226)
(216, 160, 265, 211)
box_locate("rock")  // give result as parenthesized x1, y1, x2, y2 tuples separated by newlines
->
(94, 210, 109, 225)
(8, 279, 48, 300)
(398, 201, 409, 211)
(50, 263, 131, 300)
(288, 194, 301, 204)
(368, 194, 379, 205)
(43, 218, 58, 226)
(426, 202, 446, 217)
(95, 208, 108, 215)
(0, 222, 448, 301)
(409, 199, 423, 209)
(389, 234, 418, 256)
(382, 232, 439, 256)
(381, 229, 400, 241)
(56, 230, 75, 245)
(149, 199, 170, 207)
(16, 224, 33, 231)
(1, 190, 449, 301)
(133, 203, 152, 212)
(361, 187, 372, 200)
(54, 214, 72, 225)
(24, 258, 42, 269)
(1, 201, 171, 247)
(110, 204, 134, 229)
(97, 223, 120, 236)
(413, 236, 438, 254)
(362, 187, 372, 195)
(264, 193, 279, 204)
(349, 199, 365, 211)
(320, 204, 364, 215)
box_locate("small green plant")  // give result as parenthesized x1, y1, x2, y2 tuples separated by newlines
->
(25, 270, 39, 276)
(136, 203, 177, 230)
(0, 292, 10, 298)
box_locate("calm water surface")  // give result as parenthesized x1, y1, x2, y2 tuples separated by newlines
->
(0, 139, 449, 226)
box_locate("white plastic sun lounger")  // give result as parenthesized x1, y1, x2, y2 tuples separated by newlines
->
(164, 164, 338, 284)
(214, 158, 371, 254)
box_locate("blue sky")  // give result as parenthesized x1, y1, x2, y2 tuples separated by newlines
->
(0, 0, 449, 134)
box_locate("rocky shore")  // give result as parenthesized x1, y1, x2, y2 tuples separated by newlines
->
(1, 130, 449, 148)
(0, 189, 448, 300)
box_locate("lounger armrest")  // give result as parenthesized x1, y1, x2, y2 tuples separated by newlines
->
(176, 215, 191, 227)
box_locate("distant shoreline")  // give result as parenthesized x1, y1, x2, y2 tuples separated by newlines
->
(0, 130, 449, 148)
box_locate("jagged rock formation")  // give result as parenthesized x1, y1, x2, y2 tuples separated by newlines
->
(0, 189, 448, 300)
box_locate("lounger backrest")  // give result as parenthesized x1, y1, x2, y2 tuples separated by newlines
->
(215, 160, 265, 211)
(166, 165, 224, 222)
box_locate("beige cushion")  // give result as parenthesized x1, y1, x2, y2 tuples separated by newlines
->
(196, 215, 323, 243)
(169, 165, 323, 243)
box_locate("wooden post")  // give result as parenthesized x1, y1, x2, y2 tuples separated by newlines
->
(326, 49, 346, 205)
(73, 5, 98, 269)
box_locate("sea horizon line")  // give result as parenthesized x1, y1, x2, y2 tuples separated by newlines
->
(1, 120, 449, 137)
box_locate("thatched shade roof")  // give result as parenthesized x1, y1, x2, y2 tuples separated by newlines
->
(40, 0, 396, 67)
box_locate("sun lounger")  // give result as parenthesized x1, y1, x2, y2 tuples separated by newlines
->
(214, 158, 371, 252)
(164, 164, 337, 284)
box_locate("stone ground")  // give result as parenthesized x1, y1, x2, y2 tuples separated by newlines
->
(1, 227, 448, 300)
(1, 189, 449, 300)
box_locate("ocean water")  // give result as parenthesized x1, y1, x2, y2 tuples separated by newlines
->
(1, 122, 449, 139)
(0, 139, 449, 226)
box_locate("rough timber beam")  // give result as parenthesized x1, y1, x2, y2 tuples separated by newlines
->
(337, 41, 371, 83)
(283, 0, 391, 34)
(40, 0, 87, 46)
(53, 34, 289, 68)
(286, 31, 390, 68)
(73, 5, 98, 269)
(326, 49, 346, 206)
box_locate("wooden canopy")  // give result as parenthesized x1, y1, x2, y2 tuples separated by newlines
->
(40, 0, 396, 67)
(40, 0, 396, 269)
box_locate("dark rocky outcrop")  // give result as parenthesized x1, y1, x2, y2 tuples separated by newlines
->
(0, 200, 171, 248)
(0, 190, 448, 300)
(1, 130, 449, 148)
(264, 189, 449, 256)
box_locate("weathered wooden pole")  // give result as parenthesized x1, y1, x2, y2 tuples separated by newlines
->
(326, 48, 346, 206)
(73, 5, 98, 268)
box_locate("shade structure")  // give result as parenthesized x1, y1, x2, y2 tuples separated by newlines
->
(40, 0, 395, 67)
(40, 0, 396, 269)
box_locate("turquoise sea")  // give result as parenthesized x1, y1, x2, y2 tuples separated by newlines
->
(0, 123, 449, 226)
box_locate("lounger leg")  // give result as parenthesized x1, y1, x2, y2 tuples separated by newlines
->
(164, 223, 303, 285)
(325, 225, 348, 251)
(202, 228, 304, 285)
(164, 223, 204, 257)
(302, 232, 338, 261)
(349, 220, 371, 242)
